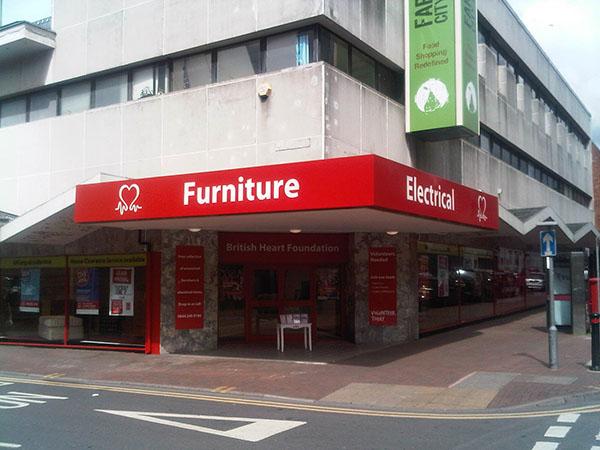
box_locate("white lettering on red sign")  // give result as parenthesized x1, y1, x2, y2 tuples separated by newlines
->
(406, 175, 455, 211)
(183, 177, 300, 206)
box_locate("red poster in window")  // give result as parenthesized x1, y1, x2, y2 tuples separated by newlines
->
(368, 247, 397, 326)
(175, 246, 204, 330)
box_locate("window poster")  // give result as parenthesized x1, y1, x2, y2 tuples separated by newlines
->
(109, 267, 135, 316)
(220, 265, 243, 302)
(75, 268, 100, 315)
(317, 267, 340, 301)
(175, 246, 204, 330)
(368, 247, 397, 326)
(20, 268, 40, 313)
(437, 255, 449, 298)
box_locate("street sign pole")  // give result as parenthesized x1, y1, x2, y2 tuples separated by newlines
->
(540, 227, 558, 370)
(547, 256, 558, 369)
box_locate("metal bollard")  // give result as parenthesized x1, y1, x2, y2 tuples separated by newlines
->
(591, 312, 600, 371)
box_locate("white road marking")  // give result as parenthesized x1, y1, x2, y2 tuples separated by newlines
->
(531, 442, 558, 450)
(96, 410, 306, 442)
(557, 413, 580, 423)
(591, 446, 600, 450)
(0, 382, 14, 387)
(544, 425, 571, 438)
(0, 392, 68, 409)
(0, 443, 21, 448)
(448, 371, 477, 388)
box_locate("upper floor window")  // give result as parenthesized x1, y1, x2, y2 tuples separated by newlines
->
(61, 81, 91, 115)
(0, 97, 26, 127)
(351, 48, 376, 88)
(94, 73, 127, 108)
(172, 53, 211, 90)
(216, 41, 261, 82)
(265, 31, 312, 72)
(29, 90, 57, 121)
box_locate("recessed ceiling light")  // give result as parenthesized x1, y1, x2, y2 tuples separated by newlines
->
(386, 230, 399, 236)
(289, 229, 302, 234)
(188, 228, 202, 233)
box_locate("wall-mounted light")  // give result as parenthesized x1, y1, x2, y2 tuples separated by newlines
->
(289, 229, 302, 234)
(386, 230, 399, 236)
(257, 83, 272, 100)
(188, 228, 202, 233)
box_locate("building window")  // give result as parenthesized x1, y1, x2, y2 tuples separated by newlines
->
(94, 73, 127, 108)
(480, 131, 491, 152)
(377, 65, 402, 103)
(351, 48, 376, 88)
(61, 81, 91, 115)
(29, 90, 58, 122)
(265, 31, 311, 73)
(216, 41, 261, 82)
(491, 142, 502, 159)
(131, 66, 155, 100)
(0, 97, 27, 127)
(172, 53, 212, 90)
(321, 30, 350, 73)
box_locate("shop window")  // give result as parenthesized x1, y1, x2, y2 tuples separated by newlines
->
(265, 31, 311, 73)
(94, 73, 127, 108)
(218, 265, 244, 339)
(216, 41, 261, 82)
(29, 90, 58, 122)
(0, 97, 26, 127)
(61, 81, 91, 115)
(131, 66, 155, 100)
(172, 53, 212, 90)
(351, 48, 376, 88)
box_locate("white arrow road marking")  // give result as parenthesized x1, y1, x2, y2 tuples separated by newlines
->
(96, 410, 306, 442)
(0, 444, 21, 448)
(0, 392, 68, 409)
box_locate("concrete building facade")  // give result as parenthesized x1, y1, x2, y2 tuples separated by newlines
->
(0, 0, 595, 354)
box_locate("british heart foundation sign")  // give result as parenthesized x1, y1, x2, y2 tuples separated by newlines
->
(368, 248, 397, 326)
(175, 246, 204, 330)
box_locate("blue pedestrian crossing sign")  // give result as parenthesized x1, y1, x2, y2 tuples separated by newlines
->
(540, 230, 557, 257)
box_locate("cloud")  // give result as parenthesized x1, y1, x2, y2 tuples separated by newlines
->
(506, 0, 600, 143)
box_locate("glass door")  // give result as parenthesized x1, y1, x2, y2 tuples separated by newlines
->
(245, 266, 316, 341)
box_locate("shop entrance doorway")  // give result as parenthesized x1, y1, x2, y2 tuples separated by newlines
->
(246, 266, 316, 342)
(218, 232, 350, 346)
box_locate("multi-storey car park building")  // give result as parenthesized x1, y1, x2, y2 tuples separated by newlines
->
(0, 0, 595, 354)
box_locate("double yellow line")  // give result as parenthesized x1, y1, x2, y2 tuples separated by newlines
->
(0, 375, 598, 421)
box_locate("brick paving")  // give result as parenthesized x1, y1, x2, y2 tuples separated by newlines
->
(1, 309, 599, 411)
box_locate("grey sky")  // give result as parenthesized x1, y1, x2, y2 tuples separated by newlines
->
(506, 0, 600, 144)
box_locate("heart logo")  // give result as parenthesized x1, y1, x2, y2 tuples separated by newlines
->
(477, 195, 487, 222)
(115, 184, 142, 215)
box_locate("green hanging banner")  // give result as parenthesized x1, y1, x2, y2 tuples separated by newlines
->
(405, 0, 479, 138)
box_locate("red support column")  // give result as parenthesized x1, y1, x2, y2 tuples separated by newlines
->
(63, 258, 70, 346)
(145, 252, 161, 354)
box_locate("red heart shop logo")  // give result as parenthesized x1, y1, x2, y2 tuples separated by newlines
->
(115, 184, 143, 215)
(476, 195, 487, 222)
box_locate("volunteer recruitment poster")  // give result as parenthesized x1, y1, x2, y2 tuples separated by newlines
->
(75, 268, 100, 315)
(109, 267, 135, 316)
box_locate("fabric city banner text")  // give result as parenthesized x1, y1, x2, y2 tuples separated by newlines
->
(74, 155, 498, 230)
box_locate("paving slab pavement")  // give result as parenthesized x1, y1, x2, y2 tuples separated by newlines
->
(1, 309, 599, 412)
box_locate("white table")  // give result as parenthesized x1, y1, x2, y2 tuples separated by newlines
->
(276, 322, 312, 352)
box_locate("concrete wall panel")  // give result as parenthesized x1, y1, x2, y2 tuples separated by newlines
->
(50, 114, 85, 172)
(86, 12, 124, 74)
(53, 0, 87, 29)
(162, 87, 208, 157)
(85, 107, 123, 168)
(123, 0, 164, 64)
(164, 0, 209, 54)
(207, 79, 257, 150)
(208, 0, 256, 43)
